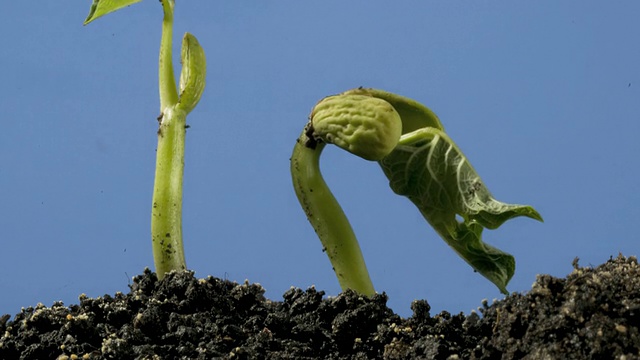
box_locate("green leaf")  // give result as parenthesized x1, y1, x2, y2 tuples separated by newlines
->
(84, 0, 143, 25)
(379, 127, 542, 293)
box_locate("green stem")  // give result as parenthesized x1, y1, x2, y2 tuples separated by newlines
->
(151, 0, 185, 279)
(291, 129, 375, 296)
(159, 0, 177, 109)
(151, 107, 187, 278)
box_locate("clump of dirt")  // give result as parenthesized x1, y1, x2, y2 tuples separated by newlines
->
(1, 254, 639, 359)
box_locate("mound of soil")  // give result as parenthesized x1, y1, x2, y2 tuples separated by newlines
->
(1, 254, 639, 359)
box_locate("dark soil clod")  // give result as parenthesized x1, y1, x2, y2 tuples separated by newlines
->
(1, 254, 639, 359)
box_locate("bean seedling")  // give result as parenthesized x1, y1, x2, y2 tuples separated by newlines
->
(291, 88, 542, 295)
(84, 0, 206, 279)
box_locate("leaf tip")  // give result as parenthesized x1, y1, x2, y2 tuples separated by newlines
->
(529, 208, 544, 223)
(84, 0, 100, 25)
(83, 0, 144, 25)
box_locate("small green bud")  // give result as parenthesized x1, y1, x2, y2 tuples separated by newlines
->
(310, 94, 402, 161)
(176, 33, 206, 114)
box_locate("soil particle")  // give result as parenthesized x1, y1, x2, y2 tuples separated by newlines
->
(1, 254, 639, 359)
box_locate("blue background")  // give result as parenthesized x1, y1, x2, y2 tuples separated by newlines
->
(1, 2, 639, 318)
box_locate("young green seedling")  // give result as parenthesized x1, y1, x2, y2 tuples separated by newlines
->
(85, 0, 206, 279)
(291, 88, 542, 295)
(291, 94, 403, 295)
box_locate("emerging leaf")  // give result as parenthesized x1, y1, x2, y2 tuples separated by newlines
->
(176, 33, 207, 114)
(379, 127, 542, 293)
(84, 0, 143, 25)
(342, 88, 444, 134)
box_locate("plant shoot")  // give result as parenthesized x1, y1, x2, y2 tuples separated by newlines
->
(291, 88, 542, 295)
(85, 0, 206, 279)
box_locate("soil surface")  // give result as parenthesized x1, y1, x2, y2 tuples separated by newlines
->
(1, 254, 639, 359)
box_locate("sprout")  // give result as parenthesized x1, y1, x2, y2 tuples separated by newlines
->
(291, 88, 542, 295)
(85, 0, 207, 279)
(290, 93, 404, 295)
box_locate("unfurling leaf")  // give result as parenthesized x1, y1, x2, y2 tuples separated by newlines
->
(176, 33, 207, 114)
(379, 127, 543, 293)
(342, 87, 444, 134)
(84, 0, 143, 25)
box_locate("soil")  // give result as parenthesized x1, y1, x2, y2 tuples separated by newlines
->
(1, 254, 639, 360)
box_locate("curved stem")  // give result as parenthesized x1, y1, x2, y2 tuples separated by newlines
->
(291, 128, 375, 296)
